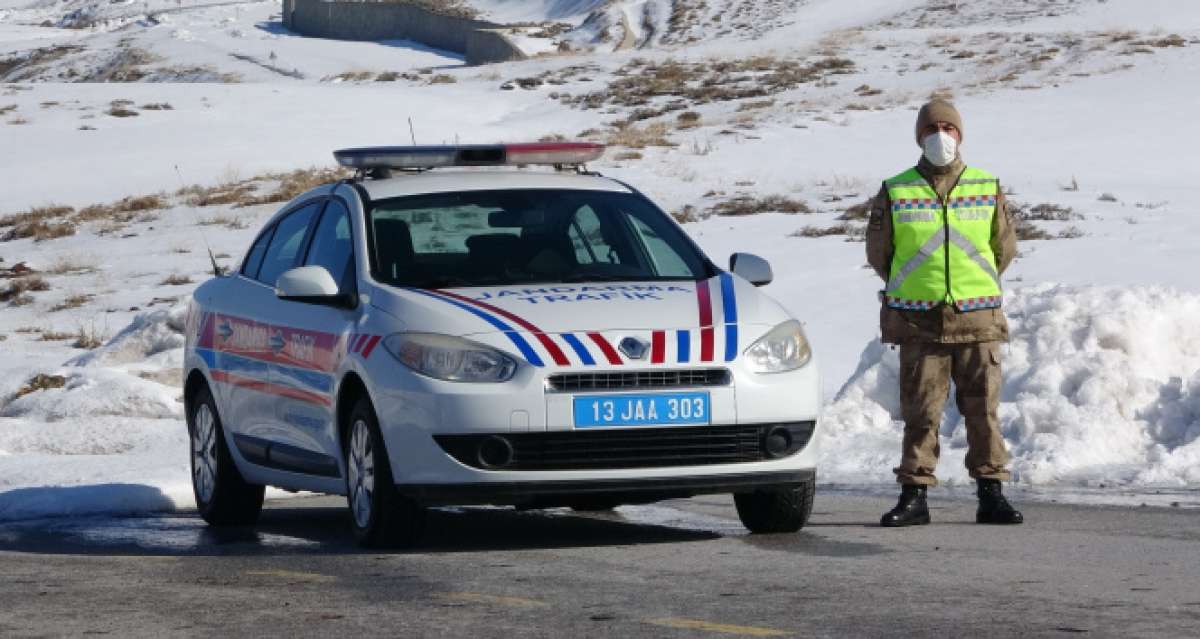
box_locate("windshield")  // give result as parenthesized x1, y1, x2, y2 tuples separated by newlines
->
(367, 189, 713, 288)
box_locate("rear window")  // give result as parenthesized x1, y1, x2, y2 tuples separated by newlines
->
(368, 189, 711, 288)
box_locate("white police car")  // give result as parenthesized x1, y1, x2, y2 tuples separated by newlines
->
(183, 143, 821, 546)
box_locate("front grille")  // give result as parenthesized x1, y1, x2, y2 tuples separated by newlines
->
(546, 368, 731, 393)
(435, 422, 815, 471)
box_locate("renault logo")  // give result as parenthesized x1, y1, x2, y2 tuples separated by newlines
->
(618, 336, 650, 360)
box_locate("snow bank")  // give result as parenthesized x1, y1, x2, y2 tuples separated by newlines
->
(68, 303, 187, 369)
(820, 285, 1200, 488)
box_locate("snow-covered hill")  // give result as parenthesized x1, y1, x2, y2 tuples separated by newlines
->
(2, 0, 1198, 519)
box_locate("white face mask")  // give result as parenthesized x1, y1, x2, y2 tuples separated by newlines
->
(922, 131, 958, 167)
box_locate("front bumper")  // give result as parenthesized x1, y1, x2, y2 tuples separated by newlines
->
(397, 469, 816, 507)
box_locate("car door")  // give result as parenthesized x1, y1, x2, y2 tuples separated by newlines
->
(262, 198, 359, 478)
(215, 199, 325, 472)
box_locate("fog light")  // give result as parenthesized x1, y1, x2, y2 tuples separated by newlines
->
(763, 426, 793, 459)
(477, 436, 514, 469)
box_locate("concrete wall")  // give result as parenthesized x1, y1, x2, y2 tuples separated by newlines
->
(284, 0, 526, 65)
(465, 29, 528, 66)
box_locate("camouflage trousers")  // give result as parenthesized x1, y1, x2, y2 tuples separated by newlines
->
(894, 341, 1011, 486)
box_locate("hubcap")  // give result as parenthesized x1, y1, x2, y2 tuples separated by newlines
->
(192, 403, 218, 504)
(348, 420, 375, 529)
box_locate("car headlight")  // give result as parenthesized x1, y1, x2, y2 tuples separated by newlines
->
(383, 333, 517, 383)
(743, 320, 812, 373)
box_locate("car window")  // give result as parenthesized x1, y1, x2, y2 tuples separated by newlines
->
(305, 199, 355, 294)
(368, 189, 710, 288)
(569, 206, 619, 266)
(241, 228, 273, 279)
(628, 215, 691, 277)
(257, 202, 321, 287)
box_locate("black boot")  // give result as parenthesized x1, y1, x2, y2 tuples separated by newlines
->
(880, 485, 930, 527)
(976, 478, 1023, 524)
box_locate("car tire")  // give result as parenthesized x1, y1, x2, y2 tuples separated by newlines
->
(734, 479, 815, 534)
(189, 384, 265, 526)
(345, 397, 424, 548)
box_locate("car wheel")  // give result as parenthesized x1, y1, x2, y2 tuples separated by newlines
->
(734, 479, 815, 534)
(189, 384, 265, 526)
(345, 397, 424, 547)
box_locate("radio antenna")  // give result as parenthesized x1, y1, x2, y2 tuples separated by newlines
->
(408, 117, 417, 145)
(174, 164, 226, 278)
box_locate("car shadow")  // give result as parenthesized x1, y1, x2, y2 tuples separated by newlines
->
(0, 501, 722, 557)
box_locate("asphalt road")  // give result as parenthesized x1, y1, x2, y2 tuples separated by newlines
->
(1, 492, 1198, 638)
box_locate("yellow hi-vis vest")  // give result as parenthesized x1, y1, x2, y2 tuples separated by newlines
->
(884, 166, 1002, 312)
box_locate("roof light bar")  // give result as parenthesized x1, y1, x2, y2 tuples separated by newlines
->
(334, 143, 605, 171)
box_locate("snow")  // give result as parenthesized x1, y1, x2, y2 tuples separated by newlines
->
(3, 0, 1200, 521)
(820, 285, 1200, 489)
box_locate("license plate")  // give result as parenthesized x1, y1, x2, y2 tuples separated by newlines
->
(573, 392, 710, 428)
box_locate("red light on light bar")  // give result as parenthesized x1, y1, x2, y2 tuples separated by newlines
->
(505, 143, 605, 165)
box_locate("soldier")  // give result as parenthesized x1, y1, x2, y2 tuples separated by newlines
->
(866, 99, 1023, 527)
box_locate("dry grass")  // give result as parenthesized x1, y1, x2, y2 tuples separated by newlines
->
(49, 293, 93, 312)
(569, 56, 855, 112)
(197, 213, 249, 229)
(1014, 202, 1082, 222)
(613, 151, 644, 161)
(1098, 193, 1118, 203)
(671, 205, 700, 224)
(106, 105, 139, 118)
(676, 111, 702, 130)
(39, 329, 75, 341)
(160, 274, 194, 286)
(0, 204, 79, 242)
(234, 167, 350, 207)
(736, 99, 776, 112)
(178, 180, 259, 207)
(140, 102, 173, 111)
(72, 324, 105, 349)
(1, 275, 51, 303)
(837, 198, 874, 221)
(0, 204, 72, 228)
(710, 195, 812, 217)
(76, 194, 167, 222)
(790, 223, 865, 240)
(604, 122, 675, 149)
(45, 254, 98, 275)
(12, 373, 66, 400)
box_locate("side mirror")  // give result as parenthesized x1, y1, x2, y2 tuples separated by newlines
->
(276, 266, 354, 308)
(729, 253, 773, 287)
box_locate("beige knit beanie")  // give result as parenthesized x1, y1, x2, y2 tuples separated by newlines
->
(915, 99, 963, 145)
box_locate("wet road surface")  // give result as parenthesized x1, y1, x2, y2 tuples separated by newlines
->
(1, 492, 1199, 638)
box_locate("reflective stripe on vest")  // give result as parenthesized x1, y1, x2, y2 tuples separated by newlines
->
(885, 166, 1002, 312)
